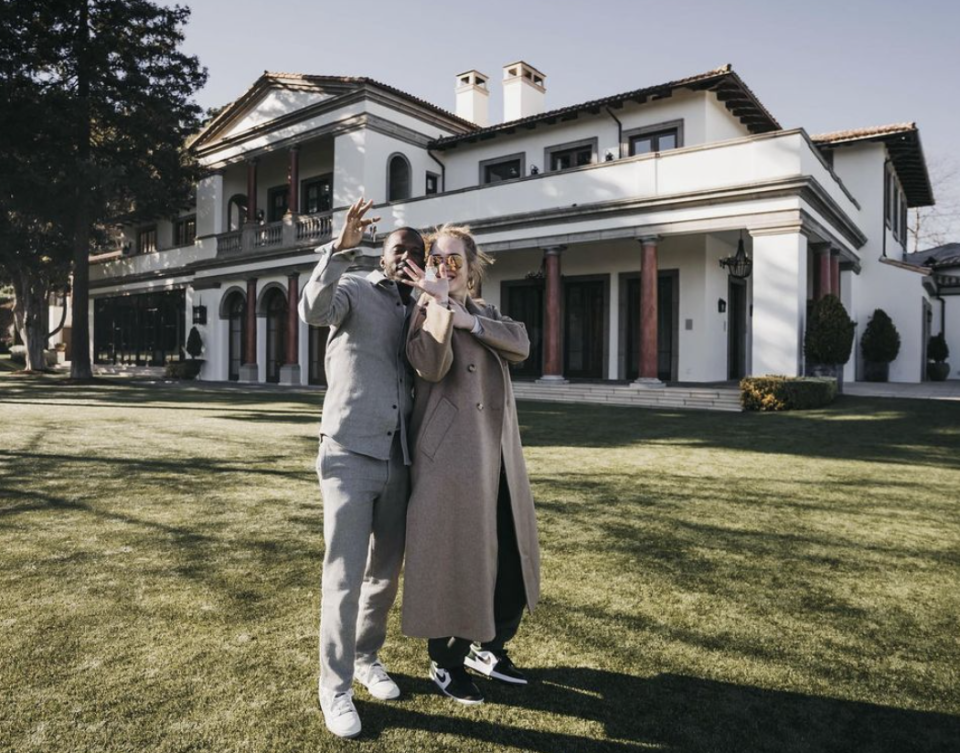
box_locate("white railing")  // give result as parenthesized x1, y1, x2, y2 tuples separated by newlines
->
(211, 213, 334, 258)
(254, 220, 284, 248)
(297, 212, 332, 243)
(217, 230, 242, 255)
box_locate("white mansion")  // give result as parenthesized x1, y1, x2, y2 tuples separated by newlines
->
(82, 62, 950, 386)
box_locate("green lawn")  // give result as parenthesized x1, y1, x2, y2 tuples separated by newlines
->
(1, 377, 958, 752)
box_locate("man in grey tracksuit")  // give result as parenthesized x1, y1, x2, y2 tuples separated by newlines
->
(298, 198, 425, 739)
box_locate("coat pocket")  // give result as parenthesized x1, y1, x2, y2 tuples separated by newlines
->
(418, 397, 458, 460)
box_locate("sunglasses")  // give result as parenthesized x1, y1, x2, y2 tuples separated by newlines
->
(426, 254, 465, 273)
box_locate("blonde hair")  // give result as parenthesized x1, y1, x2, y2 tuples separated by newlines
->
(424, 224, 493, 296)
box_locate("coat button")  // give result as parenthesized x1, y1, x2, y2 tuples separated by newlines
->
(476, 403, 484, 411)
(387, 430, 393, 436)
(467, 364, 476, 372)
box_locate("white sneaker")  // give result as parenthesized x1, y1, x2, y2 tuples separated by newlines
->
(355, 661, 401, 700)
(319, 688, 361, 739)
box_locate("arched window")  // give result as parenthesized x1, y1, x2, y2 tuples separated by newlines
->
(387, 154, 411, 202)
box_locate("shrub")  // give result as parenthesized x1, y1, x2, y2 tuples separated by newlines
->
(804, 295, 855, 365)
(186, 326, 203, 359)
(928, 333, 950, 363)
(164, 360, 202, 380)
(741, 375, 838, 411)
(860, 309, 901, 363)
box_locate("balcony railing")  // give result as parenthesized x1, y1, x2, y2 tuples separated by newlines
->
(216, 212, 333, 257)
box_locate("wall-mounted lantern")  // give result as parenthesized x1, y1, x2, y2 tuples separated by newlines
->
(718, 298, 727, 313)
(192, 305, 207, 325)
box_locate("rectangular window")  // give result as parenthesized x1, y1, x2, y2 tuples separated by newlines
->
(884, 170, 891, 227)
(900, 198, 908, 248)
(267, 186, 289, 223)
(546, 138, 596, 172)
(173, 216, 196, 247)
(426, 171, 440, 195)
(301, 175, 332, 214)
(137, 226, 157, 254)
(629, 129, 679, 156)
(480, 153, 525, 184)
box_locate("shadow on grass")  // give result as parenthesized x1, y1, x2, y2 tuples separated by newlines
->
(4, 378, 960, 469)
(354, 669, 959, 752)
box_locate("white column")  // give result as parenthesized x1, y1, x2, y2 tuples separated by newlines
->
(750, 229, 808, 377)
(298, 316, 310, 386)
(257, 316, 267, 383)
(196, 172, 225, 238)
(607, 273, 619, 380)
(840, 267, 857, 383)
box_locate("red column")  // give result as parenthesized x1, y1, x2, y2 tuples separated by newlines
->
(244, 278, 257, 366)
(246, 159, 258, 223)
(285, 273, 299, 365)
(638, 237, 659, 381)
(818, 249, 832, 299)
(831, 253, 841, 297)
(540, 246, 565, 381)
(287, 146, 300, 216)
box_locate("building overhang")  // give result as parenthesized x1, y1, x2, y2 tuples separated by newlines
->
(812, 123, 934, 208)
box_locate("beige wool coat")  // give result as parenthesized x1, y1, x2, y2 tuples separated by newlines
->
(401, 296, 541, 643)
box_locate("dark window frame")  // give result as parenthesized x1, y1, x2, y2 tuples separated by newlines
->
(173, 215, 196, 248)
(622, 119, 684, 157)
(479, 152, 526, 185)
(137, 225, 157, 255)
(387, 153, 412, 202)
(425, 171, 440, 195)
(267, 185, 289, 223)
(300, 173, 333, 215)
(544, 137, 599, 172)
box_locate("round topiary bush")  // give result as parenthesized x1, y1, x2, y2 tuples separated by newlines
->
(804, 294, 855, 366)
(186, 326, 203, 359)
(861, 309, 901, 363)
(928, 333, 949, 363)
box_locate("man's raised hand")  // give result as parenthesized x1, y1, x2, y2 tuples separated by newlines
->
(334, 198, 380, 252)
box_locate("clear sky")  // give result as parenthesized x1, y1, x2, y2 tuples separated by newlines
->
(171, 0, 960, 241)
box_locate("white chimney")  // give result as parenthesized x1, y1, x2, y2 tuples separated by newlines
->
(502, 61, 546, 122)
(455, 70, 490, 127)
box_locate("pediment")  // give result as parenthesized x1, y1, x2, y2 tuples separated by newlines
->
(190, 75, 361, 151)
(220, 88, 334, 139)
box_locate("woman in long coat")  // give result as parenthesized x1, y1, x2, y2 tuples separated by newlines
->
(400, 224, 540, 705)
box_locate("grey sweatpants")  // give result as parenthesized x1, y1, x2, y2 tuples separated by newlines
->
(316, 435, 408, 696)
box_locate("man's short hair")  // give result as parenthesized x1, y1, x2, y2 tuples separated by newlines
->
(382, 226, 424, 250)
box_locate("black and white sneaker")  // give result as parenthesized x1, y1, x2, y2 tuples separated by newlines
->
(429, 662, 484, 705)
(464, 647, 528, 685)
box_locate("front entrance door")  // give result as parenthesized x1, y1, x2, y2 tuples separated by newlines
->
(227, 293, 245, 381)
(728, 278, 747, 380)
(625, 273, 677, 382)
(564, 278, 606, 379)
(502, 281, 544, 378)
(264, 288, 287, 383)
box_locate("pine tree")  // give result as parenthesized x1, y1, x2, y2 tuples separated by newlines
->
(0, 0, 207, 378)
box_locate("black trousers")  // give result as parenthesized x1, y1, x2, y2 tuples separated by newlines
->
(428, 466, 527, 668)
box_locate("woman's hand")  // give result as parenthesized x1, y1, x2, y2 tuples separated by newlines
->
(399, 258, 450, 304)
(333, 198, 380, 252)
(449, 300, 478, 330)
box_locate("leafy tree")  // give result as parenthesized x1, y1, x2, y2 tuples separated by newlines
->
(804, 294, 855, 366)
(0, 0, 207, 378)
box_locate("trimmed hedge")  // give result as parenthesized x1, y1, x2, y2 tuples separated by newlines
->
(741, 375, 838, 411)
(164, 359, 203, 380)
